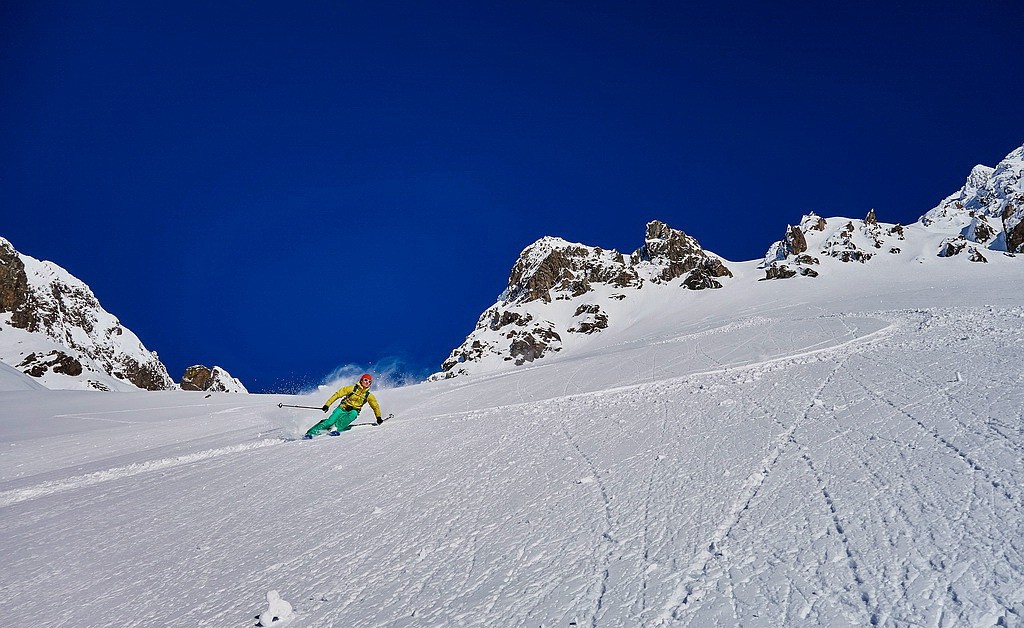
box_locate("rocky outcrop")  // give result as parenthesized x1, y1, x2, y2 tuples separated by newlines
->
(760, 263, 818, 281)
(939, 236, 968, 258)
(632, 221, 734, 285)
(432, 221, 732, 379)
(762, 213, 825, 269)
(762, 265, 798, 280)
(508, 325, 562, 366)
(762, 212, 867, 277)
(18, 351, 84, 378)
(501, 222, 732, 307)
(504, 238, 639, 304)
(180, 365, 248, 393)
(0, 237, 175, 390)
(568, 304, 609, 334)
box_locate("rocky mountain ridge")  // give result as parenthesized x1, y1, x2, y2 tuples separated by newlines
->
(0, 237, 246, 392)
(760, 144, 1023, 279)
(433, 143, 1024, 380)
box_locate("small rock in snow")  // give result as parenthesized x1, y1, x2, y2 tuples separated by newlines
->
(258, 590, 293, 626)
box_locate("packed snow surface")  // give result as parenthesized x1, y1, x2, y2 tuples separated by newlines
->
(2, 260, 1023, 626)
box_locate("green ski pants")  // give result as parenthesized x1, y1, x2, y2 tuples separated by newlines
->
(305, 407, 360, 436)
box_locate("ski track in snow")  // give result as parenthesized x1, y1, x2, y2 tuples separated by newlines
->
(0, 438, 283, 507)
(2, 305, 1024, 626)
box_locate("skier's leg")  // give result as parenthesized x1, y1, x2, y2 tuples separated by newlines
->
(306, 408, 346, 436)
(333, 408, 360, 432)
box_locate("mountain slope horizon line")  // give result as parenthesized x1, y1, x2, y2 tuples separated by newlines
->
(2, 143, 1021, 390)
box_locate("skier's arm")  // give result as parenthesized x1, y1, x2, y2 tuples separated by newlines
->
(367, 392, 381, 418)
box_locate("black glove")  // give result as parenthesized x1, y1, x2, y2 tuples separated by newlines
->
(376, 416, 383, 425)
(322, 405, 329, 413)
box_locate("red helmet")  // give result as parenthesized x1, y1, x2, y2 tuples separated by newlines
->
(359, 373, 373, 383)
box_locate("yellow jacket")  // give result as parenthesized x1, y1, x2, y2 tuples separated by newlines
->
(325, 384, 381, 417)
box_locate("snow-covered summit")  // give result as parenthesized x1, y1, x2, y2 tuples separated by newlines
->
(921, 143, 1024, 252)
(432, 221, 731, 380)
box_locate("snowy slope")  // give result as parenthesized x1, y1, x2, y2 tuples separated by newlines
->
(2, 255, 1022, 626)
(0, 359, 46, 391)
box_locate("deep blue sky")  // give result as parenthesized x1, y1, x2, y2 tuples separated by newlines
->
(2, 1, 1021, 392)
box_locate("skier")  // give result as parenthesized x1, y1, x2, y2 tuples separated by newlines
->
(303, 373, 383, 439)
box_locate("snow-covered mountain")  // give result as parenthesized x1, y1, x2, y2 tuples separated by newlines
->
(0, 237, 246, 392)
(436, 144, 1024, 380)
(0, 237, 175, 391)
(922, 144, 1024, 253)
(432, 221, 733, 379)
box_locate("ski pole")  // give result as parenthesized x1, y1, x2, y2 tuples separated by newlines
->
(277, 403, 324, 410)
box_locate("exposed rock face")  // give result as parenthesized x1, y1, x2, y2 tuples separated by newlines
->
(965, 217, 996, 244)
(180, 365, 248, 393)
(787, 225, 808, 255)
(760, 263, 818, 281)
(18, 351, 84, 378)
(0, 237, 176, 390)
(502, 222, 730, 305)
(762, 213, 824, 268)
(0, 240, 31, 325)
(568, 304, 609, 334)
(508, 325, 562, 366)
(1005, 203, 1024, 253)
(432, 221, 732, 379)
(504, 238, 639, 304)
(181, 365, 214, 391)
